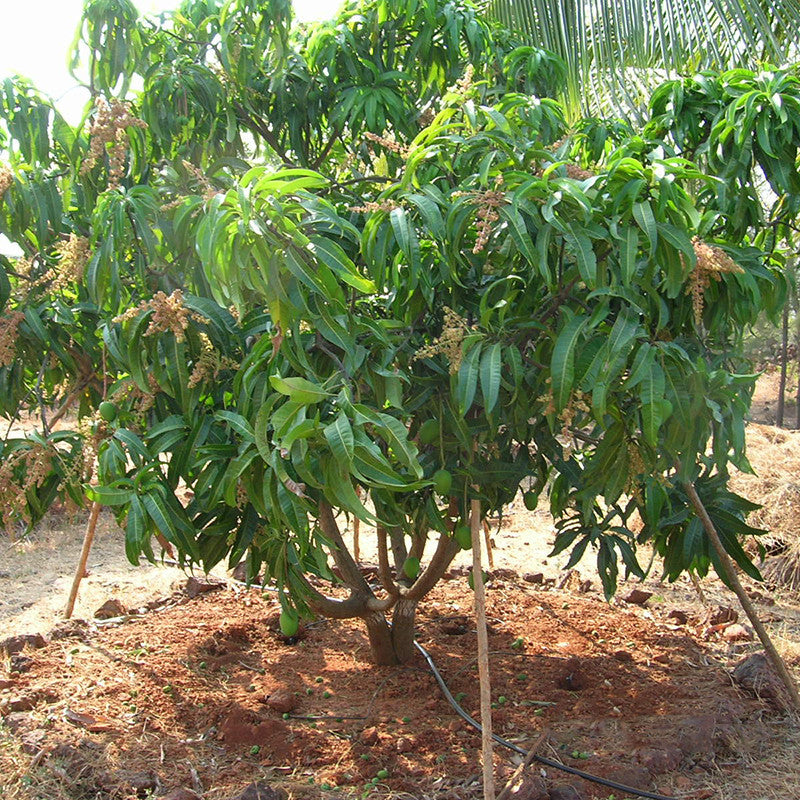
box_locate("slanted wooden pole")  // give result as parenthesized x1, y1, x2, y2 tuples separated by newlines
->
(64, 501, 101, 619)
(471, 497, 495, 800)
(684, 480, 800, 712)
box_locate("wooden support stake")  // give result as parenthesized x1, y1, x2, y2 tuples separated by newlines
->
(471, 497, 495, 800)
(64, 501, 101, 619)
(684, 479, 800, 712)
(483, 518, 495, 570)
(496, 731, 548, 800)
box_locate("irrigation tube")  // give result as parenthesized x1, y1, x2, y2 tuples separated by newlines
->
(413, 640, 678, 800)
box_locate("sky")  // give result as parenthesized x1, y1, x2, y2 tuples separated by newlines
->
(0, 0, 342, 124)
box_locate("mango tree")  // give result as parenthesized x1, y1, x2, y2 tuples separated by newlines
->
(0, 0, 780, 664)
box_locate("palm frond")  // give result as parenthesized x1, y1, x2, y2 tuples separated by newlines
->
(488, 0, 800, 118)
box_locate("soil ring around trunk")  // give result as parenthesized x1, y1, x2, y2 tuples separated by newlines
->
(0, 574, 778, 800)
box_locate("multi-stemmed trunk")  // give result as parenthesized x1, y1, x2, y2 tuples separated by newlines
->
(297, 500, 460, 665)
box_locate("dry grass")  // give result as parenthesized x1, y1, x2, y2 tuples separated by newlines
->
(699, 718, 800, 800)
(729, 424, 800, 590)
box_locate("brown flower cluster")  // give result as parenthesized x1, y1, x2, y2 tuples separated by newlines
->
(29, 234, 91, 293)
(558, 389, 591, 438)
(0, 442, 53, 532)
(564, 164, 594, 181)
(348, 199, 400, 214)
(364, 131, 411, 159)
(81, 97, 148, 189)
(0, 164, 13, 199)
(413, 306, 471, 374)
(188, 333, 238, 389)
(447, 64, 474, 98)
(114, 290, 207, 342)
(0, 311, 25, 367)
(685, 237, 744, 325)
(455, 176, 507, 253)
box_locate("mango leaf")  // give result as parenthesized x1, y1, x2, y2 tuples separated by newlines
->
(551, 315, 587, 412)
(324, 411, 354, 465)
(480, 341, 502, 413)
(270, 375, 331, 404)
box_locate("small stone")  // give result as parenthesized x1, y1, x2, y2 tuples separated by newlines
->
(722, 624, 752, 642)
(523, 572, 544, 584)
(491, 568, 518, 580)
(623, 588, 653, 606)
(599, 764, 653, 791)
(667, 609, 690, 625)
(635, 746, 683, 774)
(265, 690, 296, 714)
(0, 633, 47, 655)
(234, 782, 287, 800)
(732, 653, 790, 711)
(612, 649, 633, 663)
(94, 598, 127, 619)
(360, 726, 379, 745)
(9, 654, 33, 674)
(439, 616, 469, 635)
(162, 790, 203, 800)
(0, 712, 30, 731)
(0, 694, 36, 714)
(548, 785, 584, 800)
(653, 653, 671, 664)
(121, 769, 160, 796)
(49, 619, 89, 641)
(185, 576, 226, 598)
(395, 736, 413, 753)
(709, 606, 738, 626)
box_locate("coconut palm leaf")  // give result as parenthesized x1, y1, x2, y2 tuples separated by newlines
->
(488, 0, 800, 119)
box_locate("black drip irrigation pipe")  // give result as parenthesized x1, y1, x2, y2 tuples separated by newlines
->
(413, 640, 679, 800)
(141, 561, 677, 799)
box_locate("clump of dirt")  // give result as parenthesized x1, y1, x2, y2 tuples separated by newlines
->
(0, 576, 774, 800)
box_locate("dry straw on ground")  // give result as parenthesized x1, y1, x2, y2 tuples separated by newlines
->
(729, 423, 800, 590)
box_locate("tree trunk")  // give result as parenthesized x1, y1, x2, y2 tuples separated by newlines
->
(362, 610, 397, 666)
(777, 302, 789, 427)
(389, 597, 419, 663)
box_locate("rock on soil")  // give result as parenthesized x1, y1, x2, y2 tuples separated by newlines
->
(732, 653, 791, 711)
(722, 623, 753, 642)
(709, 606, 738, 625)
(623, 588, 653, 606)
(264, 689, 296, 714)
(94, 598, 127, 619)
(548, 785, 584, 800)
(185, 576, 226, 598)
(234, 782, 287, 800)
(0, 632, 47, 654)
(162, 790, 203, 800)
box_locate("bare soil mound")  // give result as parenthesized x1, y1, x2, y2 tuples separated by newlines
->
(0, 575, 775, 800)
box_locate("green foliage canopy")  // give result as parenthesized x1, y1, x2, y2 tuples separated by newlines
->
(0, 0, 788, 662)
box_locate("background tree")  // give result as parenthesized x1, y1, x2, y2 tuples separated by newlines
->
(488, 0, 800, 119)
(0, 0, 785, 664)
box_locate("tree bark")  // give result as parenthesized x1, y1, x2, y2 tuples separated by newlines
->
(777, 301, 789, 427)
(362, 610, 397, 666)
(389, 596, 419, 663)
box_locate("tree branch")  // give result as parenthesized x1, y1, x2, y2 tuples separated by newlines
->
(318, 499, 374, 597)
(406, 528, 460, 601)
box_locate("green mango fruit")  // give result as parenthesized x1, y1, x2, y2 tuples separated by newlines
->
(418, 419, 439, 445)
(432, 469, 452, 495)
(402, 556, 421, 580)
(98, 401, 118, 422)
